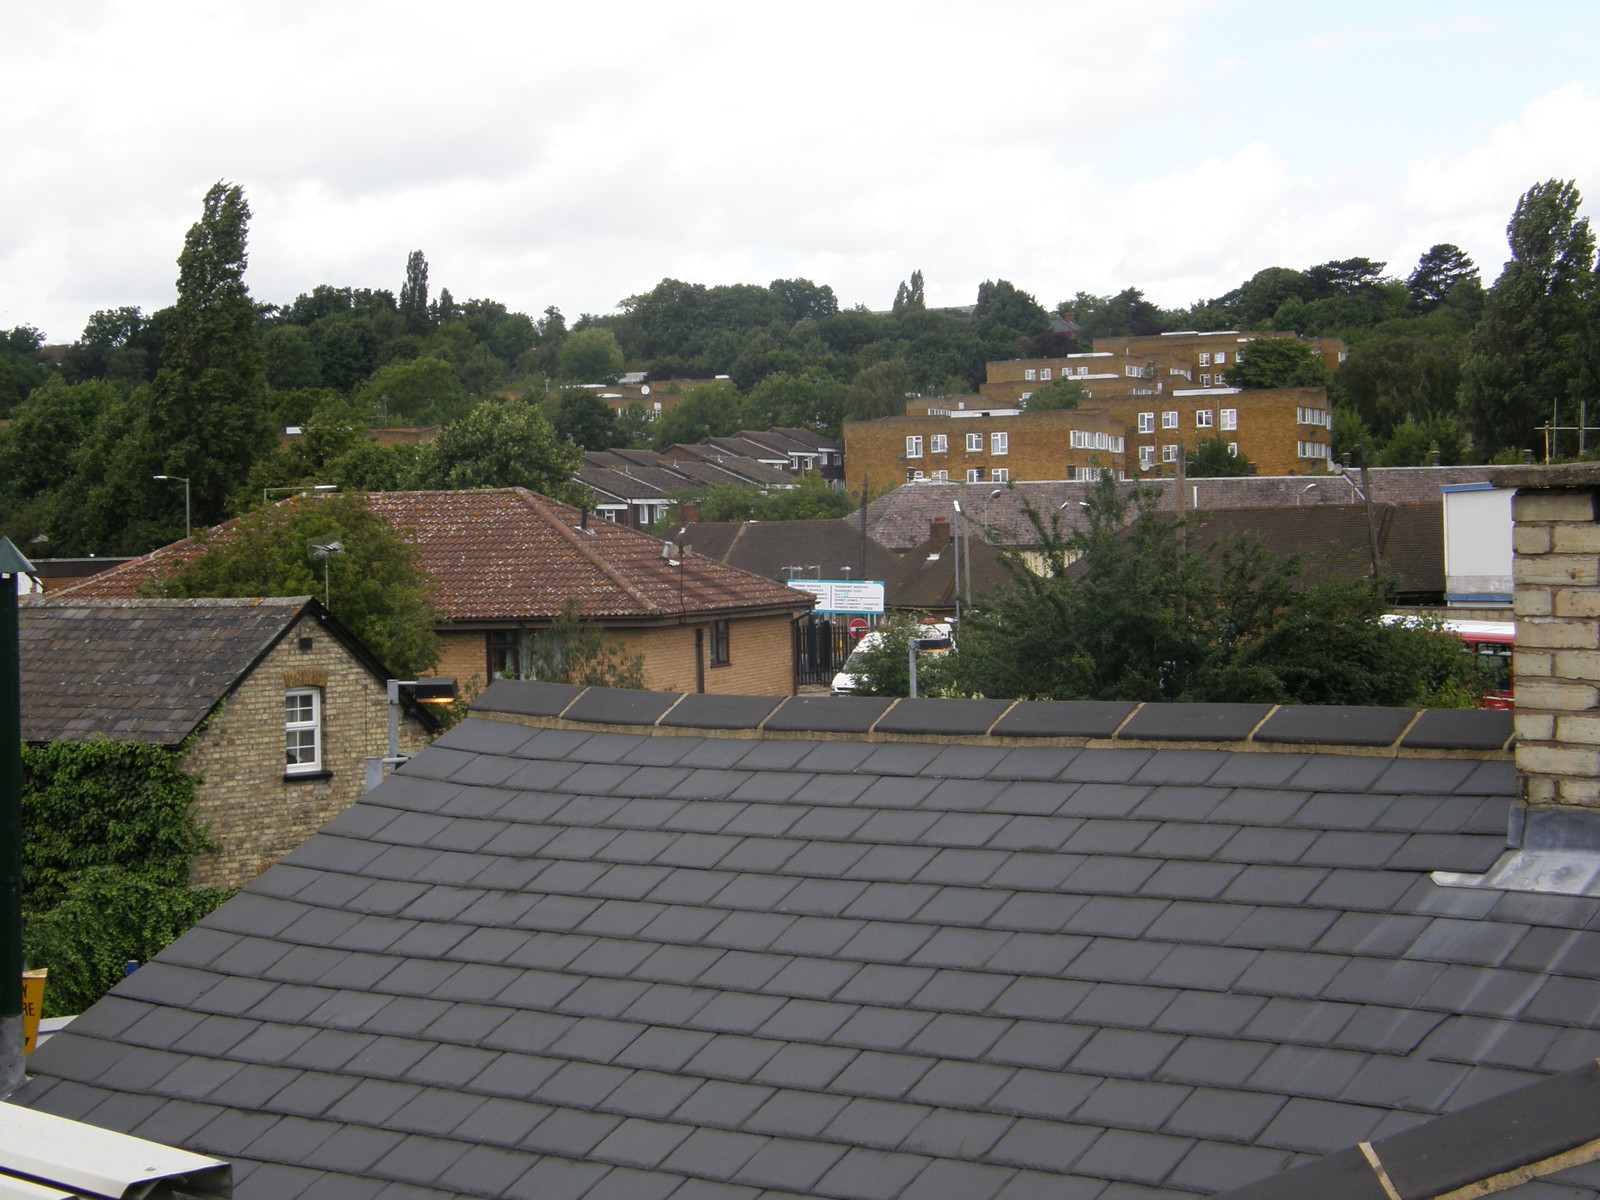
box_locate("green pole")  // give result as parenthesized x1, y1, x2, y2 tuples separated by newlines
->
(0, 536, 34, 1097)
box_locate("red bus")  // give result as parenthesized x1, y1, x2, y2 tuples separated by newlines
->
(1385, 616, 1514, 709)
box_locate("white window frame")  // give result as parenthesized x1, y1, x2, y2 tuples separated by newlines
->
(1199, 374, 1211, 387)
(1139, 445, 1156, 469)
(1196, 410, 1214, 429)
(1162, 411, 1179, 430)
(966, 432, 983, 452)
(1214, 351, 1227, 365)
(991, 468, 1009, 483)
(285, 688, 322, 775)
(966, 468, 982, 482)
(1137, 412, 1155, 434)
(1040, 368, 1052, 381)
(1228, 442, 1240, 457)
(906, 435, 923, 458)
(1220, 409, 1238, 431)
(1162, 444, 1179, 463)
(991, 432, 1009, 456)
(1024, 368, 1037, 381)
(1198, 352, 1211, 366)
(930, 434, 947, 454)
(932, 469, 949, 482)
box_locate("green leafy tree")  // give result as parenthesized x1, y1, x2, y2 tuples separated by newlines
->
(1224, 337, 1329, 389)
(1374, 416, 1467, 467)
(162, 492, 443, 675)
(417, 397, 585, 500)
(399, 250, 431, 335)
(844, 615, 954, 698)
(893, 270, 926, 314)
(747, 370, 849, 435)
(1187, 435, 1253, 477)
(262, 324, 323, 391)
(144, 181, 272, 526)
(769, 278, 839, 323)
(1336, 332, 1464, 438)
(948, 474, 1475, 706)
(554, 389, 622, 451)
(973, 279, 1049, 340)
(1407, 244, 1480, 312)
(557, 328, 625, 382)
(1461, 179, 1597, 456)
(690, 475, 857, 522)
(354, 355, 468, 425)
(1024, 377, 1089, 411)
(844, 359, 912, 422)
(651, 381, 751, 448)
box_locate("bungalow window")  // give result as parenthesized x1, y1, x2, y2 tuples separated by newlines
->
(710, 619, 730, 667)
(488, 630, 521, 678)
(285, 688, 322, 774)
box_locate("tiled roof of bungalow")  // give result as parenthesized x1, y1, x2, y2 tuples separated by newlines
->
(25, 681, 1600, 1200)
(52, 490, 812, 625)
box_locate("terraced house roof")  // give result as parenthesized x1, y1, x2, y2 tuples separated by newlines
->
(20, 682, 1600, 1199)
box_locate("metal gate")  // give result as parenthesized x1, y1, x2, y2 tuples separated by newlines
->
(793, 616, 854, 688)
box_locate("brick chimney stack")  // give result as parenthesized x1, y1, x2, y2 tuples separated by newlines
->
(928, 518, 952, 556)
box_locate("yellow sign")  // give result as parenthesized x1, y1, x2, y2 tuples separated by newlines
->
(22, 969, 47, 1055)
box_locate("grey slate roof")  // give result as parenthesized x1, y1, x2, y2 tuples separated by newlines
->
(18, 596, 323, 745)
(18, 682, 1591, 1200)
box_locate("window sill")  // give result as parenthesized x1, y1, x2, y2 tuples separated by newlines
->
(284, 769, 332, 782)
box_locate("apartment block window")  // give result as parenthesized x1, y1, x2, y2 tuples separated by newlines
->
(1138, 412, 1155, 433)
(1220, 408, 1238, 431)
(1298, 441, 1332, 460)
(966, 468, 982, 482)
(285, 688, 322, 774)
(710, 619, 730, 666)
(1076, 366, 1089, 376)
(1228, 443, 1240, 456)
(1199, 374, 1212, 387)
(1041, 368, 1053, 381)
(1163, 444, 1179, 463)
(1024, 369, 1037, 381)
(1214, 351, 1227, 365)
(966, 432, 983, 452)
(931, 434, 947, 454)
(1196, 410, 1214, 429)
(991, 468, 1009, 483)
(1198, 352, 1212, 366)
(932, 470, 949, 482)
(1139, 445, 1156, 470)
(991, 432, 1009, 455)
(906, 435, 923, 457)
(1162, 411, 1179, 429)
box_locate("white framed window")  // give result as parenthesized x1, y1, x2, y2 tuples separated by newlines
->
(991, 432, 1009, 455)
(1299, 441, 1331, 460)
(930, 434, 947, 454)
(285, 688, 322, 774)
(1297, 407, 1331, 428)
(966, 468, 982, 482)
(1024, 368, 1037, 381)
(932, 470, 949, 482)
(1214, 351, 1227, 365)
(1198, 352, 1211, 366)
(966, 432, 983, 452)
(1163, 444, 1179, 463)
(1076, 366, 1089, 376)
(1139, 445, 1156, 469)
(1228, 442, 1240, 456)
(1138, 412, 1155, 433)
(1196, 410, 1214, 428)
(1162, 411, 1179, 429)
(1040, 368, 1053, 381)
(991, 468, 1009, 483)
(910, 469, 925, 480)
(1199, 374, 1212, 387)
(1220, 408, 1238, 431)
(906, 435, 923, 458)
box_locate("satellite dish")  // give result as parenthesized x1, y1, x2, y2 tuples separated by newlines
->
(641, 384, 651, 396)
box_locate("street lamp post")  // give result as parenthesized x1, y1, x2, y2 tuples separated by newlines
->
(152, 476, 190, 540)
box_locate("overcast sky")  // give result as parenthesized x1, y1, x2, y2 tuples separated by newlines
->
(6, 0, 1599, 345)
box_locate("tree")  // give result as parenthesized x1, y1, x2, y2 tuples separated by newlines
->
(354, 355, 467, 425)
(417, 398, 585, 501)
(162, 492, 443, 676)
(1336, 333, 1463, 438)
(1024, 377, 1089, 411)
(399, 250, 431, 335)
(844, 359, 912, 422)
(143, 181, 272, 525)
(1223, 337, 1329, 389)
(972, 279, 1049, 340)
(1407, 244, 1480, 312)
(893, 270, 926, 314)
(1461, 180, 1597, 456)
(650, 381, 751, 449)
(554, 389, 622, 451)
(1187, 435, 1253, 477)
(769, 278, 839, 323)
(557, 328, 625, 382)
(948, 473, 1475, 706)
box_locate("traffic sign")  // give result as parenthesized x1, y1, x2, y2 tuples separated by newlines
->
(849, 618, 869, 639)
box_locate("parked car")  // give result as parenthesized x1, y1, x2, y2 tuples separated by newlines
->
(830, 623, 952, 696)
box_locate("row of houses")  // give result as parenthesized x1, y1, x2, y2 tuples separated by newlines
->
(12, 462, 1600, 1200)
